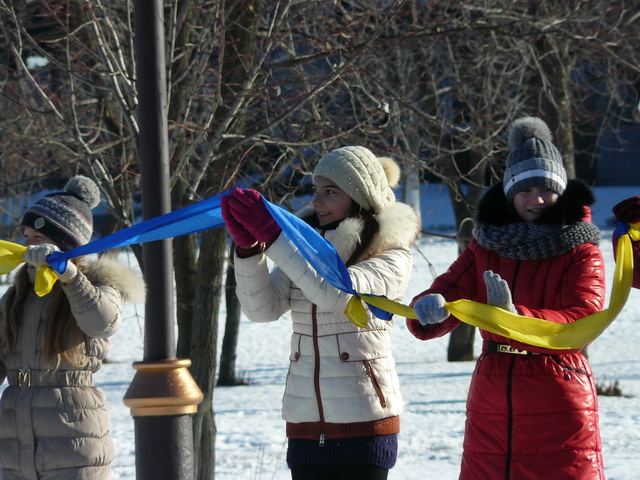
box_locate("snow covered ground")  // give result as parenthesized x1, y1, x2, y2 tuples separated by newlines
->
(3, 184, 640, 479)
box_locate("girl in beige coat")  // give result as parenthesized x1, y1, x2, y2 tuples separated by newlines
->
(222, 147, 420, 480)
(0, 176, 145, 480)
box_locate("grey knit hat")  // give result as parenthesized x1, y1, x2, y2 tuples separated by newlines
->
(313, 146, 400, 214)
(502, 117, 567, 202)
(21, 175, 101, 251)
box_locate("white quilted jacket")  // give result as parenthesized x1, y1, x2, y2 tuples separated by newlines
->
(234, 201, 420, 425)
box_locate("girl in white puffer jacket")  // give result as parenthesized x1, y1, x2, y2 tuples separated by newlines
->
(222, 146, 420, 480)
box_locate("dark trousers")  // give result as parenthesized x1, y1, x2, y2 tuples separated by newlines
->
(290, 462, 389, 480)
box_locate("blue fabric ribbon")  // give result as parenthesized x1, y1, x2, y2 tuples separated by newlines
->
(47, 192, 226, 274)
(264, 200, 392, 320)
(613, 220, 630, 239)
(46, 189, 392, 319)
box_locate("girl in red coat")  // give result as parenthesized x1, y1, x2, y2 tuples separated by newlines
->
(407, 117, 606, 479)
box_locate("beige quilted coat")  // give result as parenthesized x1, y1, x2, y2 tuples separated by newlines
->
(0, 257, 144, 480)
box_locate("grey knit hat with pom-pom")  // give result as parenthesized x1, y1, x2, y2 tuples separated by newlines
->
(313, 146, 400, 214)
(502, 117, 567, 202)
(21, 175, 101, 251)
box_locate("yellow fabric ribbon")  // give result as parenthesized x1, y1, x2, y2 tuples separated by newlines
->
(345, 293, 418, 328)
(0, 240, 58, 296)
(1, 214, 635, 348)
(345, 228, 637, 350)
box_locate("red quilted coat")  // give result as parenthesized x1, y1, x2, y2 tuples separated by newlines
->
(407, 181, 607, 480)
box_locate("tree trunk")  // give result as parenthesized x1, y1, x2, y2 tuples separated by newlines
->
(447, 323, 476, 362)
(183, 2, 264, 476)
(445, 150, 486, 361)
(217, 242, 243, 386)
(173, 187, 198, 359)
(189, 227, 227, 480)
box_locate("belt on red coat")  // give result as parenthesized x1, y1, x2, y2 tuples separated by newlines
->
(485, 341, 540, 356)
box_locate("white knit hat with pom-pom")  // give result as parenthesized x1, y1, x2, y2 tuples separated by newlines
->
(313, 146, 400, 214)
(502, 116, 567, 202)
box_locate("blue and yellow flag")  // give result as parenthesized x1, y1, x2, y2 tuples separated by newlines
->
(1, 189, 635, 350)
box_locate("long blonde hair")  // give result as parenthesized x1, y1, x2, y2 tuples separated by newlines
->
(3, 259, 88, 368)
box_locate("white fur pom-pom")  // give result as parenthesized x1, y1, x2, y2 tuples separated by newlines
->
(379, 157, 401, 188)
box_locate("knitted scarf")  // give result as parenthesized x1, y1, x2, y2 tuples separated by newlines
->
(473, 221, 601, 261)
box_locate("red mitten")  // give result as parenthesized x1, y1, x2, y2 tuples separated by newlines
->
(221, 194, 258, 248)
(613, 196, 640, 224)
(227, 188, 282, 243)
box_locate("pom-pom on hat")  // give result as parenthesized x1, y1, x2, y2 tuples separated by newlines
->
(313, 146, 400, 214)
(502, 117, 567, 203)
(21, 175, 101, 251)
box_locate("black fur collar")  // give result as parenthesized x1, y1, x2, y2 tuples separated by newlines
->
(476, 179, 595, 227)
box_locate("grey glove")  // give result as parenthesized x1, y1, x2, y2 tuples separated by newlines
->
(23, 244, 78, 284)
(483, 270, 517, 314)
(414, 294, 449, 326)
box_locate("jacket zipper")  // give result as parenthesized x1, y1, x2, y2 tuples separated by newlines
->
(311, 304, 326, 446)
(505, 262, 520, 480)
(512, 261, 521, 304)
(505, 356, 516, 480)
(550, 355, 589, 380)
(363, 360, 387, 408)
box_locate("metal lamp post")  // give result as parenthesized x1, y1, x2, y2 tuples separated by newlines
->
(123, 2, 203, 479)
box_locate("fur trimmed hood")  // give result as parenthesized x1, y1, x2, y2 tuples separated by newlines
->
(298, 201, 420, 263)
(84, 255, 146, 303)
(477, 179, 596, 227)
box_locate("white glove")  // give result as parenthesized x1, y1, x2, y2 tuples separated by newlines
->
(23, 244, 58, 270)
(22, 244, 78, 284)
(56, 260, 78, 284)
(414, 294, 449, 326)
(483, 270, 517, 314)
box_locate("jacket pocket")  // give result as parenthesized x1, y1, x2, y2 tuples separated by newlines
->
(335, 330, 390, 409)
(334, 329, 388, 362)
(473, 352, 490, 375)
(550, 355, 590, 380)
(362, 360, 387, 408)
